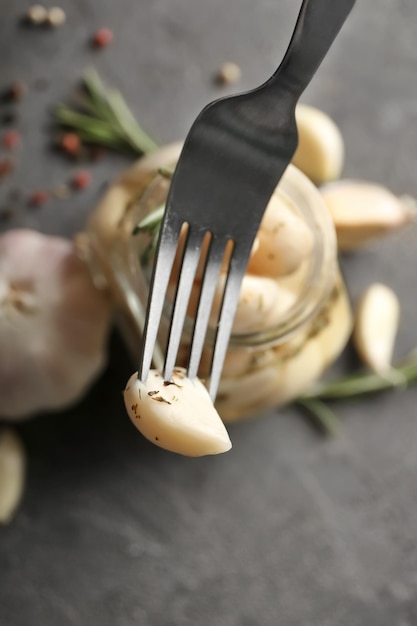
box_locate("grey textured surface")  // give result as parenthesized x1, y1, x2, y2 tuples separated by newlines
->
(1, 1, 417, 625)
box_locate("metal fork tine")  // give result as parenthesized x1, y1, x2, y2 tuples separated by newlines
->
(163, 228, 205, 380)
(208, 252, 248, 400)
(137, 222, 182, 382)
(187, 237, 228, 380)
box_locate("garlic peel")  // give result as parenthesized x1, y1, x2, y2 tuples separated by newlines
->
(0, 229, 112, 419)
(353, 283, 400, 373)
(124, 368, 232, 456)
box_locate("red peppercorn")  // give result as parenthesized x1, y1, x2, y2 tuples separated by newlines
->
(72, 170, 92, 189)
(3, 130, 21, 149)
(0, 159, 14, 178)
(61, 132, 81, 155)
(93, 27, 114, 48)
(29, 190, 49, 207)
(6, 81, 26, 102)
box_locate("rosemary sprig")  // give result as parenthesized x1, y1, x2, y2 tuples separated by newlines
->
(54, 69, 159, 156)
(296, 350, 417, 435)
(296, 398, 341, 437)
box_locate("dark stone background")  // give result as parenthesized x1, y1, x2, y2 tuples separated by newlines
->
(1, 1, 417, 625)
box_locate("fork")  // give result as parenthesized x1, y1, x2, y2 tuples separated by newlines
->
(138, 0, 356, 400)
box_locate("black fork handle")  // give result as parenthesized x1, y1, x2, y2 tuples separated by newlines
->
(269, 0, 356, 97)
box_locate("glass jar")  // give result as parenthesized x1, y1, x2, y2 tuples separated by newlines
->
(85, 143, 352, 422)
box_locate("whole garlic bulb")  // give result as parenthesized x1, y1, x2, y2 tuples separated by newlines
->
(0, 229, 112, 420)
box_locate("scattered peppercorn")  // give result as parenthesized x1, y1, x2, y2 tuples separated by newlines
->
(89, 145, 108, 162)
(26, 4, 48, 25)
(60, 132, 81, 156)
(0, 208, 13, 221)
(0, 159, 15, 178)
(72, 170, 92, 190)
(93, 28, 114, 48)
(2, 130, 21, 150)
(28, 190, 49, 207)
(46, 7, 66, 27)
(2, 81, 26, 103)
(215, 62, 242, 86)
(1, 112, 17, 126)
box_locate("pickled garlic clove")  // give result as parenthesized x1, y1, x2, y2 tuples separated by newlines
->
(124, 368, 232, 457)
(0, 429, 25, 524)
(211, 273, 282, 334)
(321, 181, 416, 251)
(291, 104, 345, 185)
(247, 192, 313, 278)
(353, 283, 400, 373)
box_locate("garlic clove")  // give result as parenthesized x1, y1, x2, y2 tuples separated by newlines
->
(218, 281, 353, 421)
(247, 190, 314, 277)
(0, 229, 112, 419)
(321, 181, 415, 251)
(0, 429, 25, 524)
(212, 273, 282, 334)
(124, 368, 232, 456)
(353, 283, 400, 373)
(291, 103, 345, 185)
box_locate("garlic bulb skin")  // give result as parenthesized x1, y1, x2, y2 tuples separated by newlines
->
(0, 229, 112, 420)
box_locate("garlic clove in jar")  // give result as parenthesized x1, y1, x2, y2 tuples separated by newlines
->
(291, 103, 345, 185)
(247, 191, 314, 278)
(353, 283, 400, 373)
(124, 368, 231, 456)
(210, 273, 283, 334)
(0, 229, 112, 419)
(321, 181, 416, 251)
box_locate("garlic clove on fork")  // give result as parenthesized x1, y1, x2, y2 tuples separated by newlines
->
(124, 368, 232, 456)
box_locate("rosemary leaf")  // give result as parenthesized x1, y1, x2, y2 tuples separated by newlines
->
(296, 398, 341, 437)
(54, 70, 158, 156)
(158, 166, 175, 179)
(106, 88, 158, 154)
(302, 356, 417, 401)
(132, 204, 165, 235)
(55, 106, 115, 134)
(82, 70, 116, 122)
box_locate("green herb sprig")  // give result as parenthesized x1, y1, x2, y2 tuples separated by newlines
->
(133, 204, 165, 266)
(297, 351, 417, 435)
(55, 69, 158, 156)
